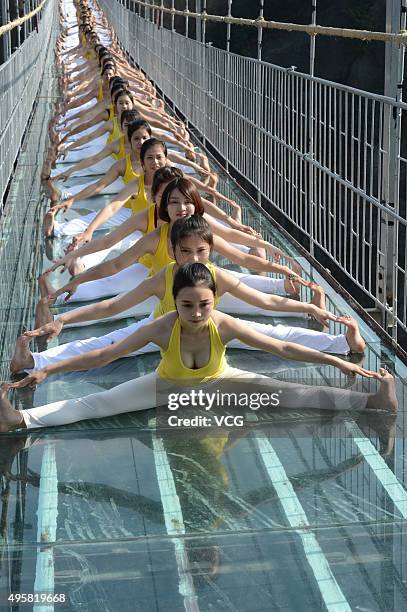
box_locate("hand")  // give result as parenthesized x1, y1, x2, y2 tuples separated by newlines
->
(283, 270, 308, 293)
(24, 319, 64, 341)
(234, 223, 258, 236)
(309, 306, 338, 328)
(46, 252, 75, 273)
(70, 230, 92, 248)
(6, 370, 48, 389)
(48, 203, 67, 216)
(185, 149, 196, 162)
(229, 201, 242, 222)
(336, 360, 379, 379)
(53, 170, 71, 182)
(49, 279, 80, 303)
(287, 257, 303, 276)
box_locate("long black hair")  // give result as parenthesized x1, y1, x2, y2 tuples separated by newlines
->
(173, 263, 216, 301)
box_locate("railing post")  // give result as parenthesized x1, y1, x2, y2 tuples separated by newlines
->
(308, 0, 317, 258)
(380, 0, 404, 341)
(254, 1, 264, 208)
(224, 0, 232, 174)
(195, 0, 202, 43)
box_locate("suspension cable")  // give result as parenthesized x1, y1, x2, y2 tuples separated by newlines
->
(0, 0, 48, 37)
(133, 0, 407, 46)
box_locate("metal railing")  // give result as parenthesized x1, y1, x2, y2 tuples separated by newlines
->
(0, 0, 58, 377)
(99, 0, 407, 348)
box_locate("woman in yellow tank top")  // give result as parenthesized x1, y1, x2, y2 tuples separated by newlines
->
(24, 217, 365, 379)
(51, 174, 311, 300)
(3, 263, 396, 431)
(57, 138, 170, 245)
(44, 167, 182, 279)
(60, 89, 136, 159)
(51, 110, 140, 183)
(44, 121, 154, 237)
(60, 76, 130, 145)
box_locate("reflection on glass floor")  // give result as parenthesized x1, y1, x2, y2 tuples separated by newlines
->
(1, 182, 407, 610)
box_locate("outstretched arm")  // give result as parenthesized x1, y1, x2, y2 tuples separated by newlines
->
(52, 142, 117, 182)
(47, 209, 150, 273)
(218, 271, 333, 326)
(11, 318, 165, 387)
(213, 234, 301, 281)
(50, 233, 157, 301)
(223, 316, 376, 378)
(69, 177, 141, 246)
(26, 276, 162, 338)
(208, 216, 300, 271)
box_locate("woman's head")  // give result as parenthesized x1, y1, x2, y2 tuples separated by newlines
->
(140, 138, 168, 174)
(128, 120, 152, 152)
(101, 62, 115, 81)
(151, 167, 183, 206)
(120, 110, 141, 133)
(159, 177, 204, 223)
(110, 77, 129, 95)
(113, 90, 134, 114)
(171, 216, 213, 265)
(173, 263, 216, 327)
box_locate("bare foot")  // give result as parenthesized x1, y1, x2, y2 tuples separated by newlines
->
(34, 296, 54, 329)
(10, 336, 34, 374)
(43, 208, 57, 237)
(366, 369, 398, 413)
(45, 179, 61, 203)
(284, 276, 300, 295)
(309, 282, 326, 309)
(68, 257, 85, 276)
(340, 315, 366, 353)
(41, 157, 52, 182)
(38, 273, 55, 298)
(0, 385, 26, 433)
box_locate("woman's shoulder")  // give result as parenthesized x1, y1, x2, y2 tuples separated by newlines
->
(211, 310, 243, 343)
(153, 311, 178, 341)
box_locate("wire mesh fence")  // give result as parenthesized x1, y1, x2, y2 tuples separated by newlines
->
(100, 0, 407, 349)
(0, 0, 58, 378)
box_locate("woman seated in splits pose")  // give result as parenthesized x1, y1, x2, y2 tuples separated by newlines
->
(1, 263, 397, 433)
(49, 113, 209, 183)
(44, 138, 231, 240)
(40, 176, 304, 306)
(47, 120, 212, 211)
(11, 216, 365, 375)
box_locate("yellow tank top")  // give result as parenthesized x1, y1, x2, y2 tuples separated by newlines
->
(97, 81, 104, 102)
(144, 204, 157, 234)
(124, 173, 151, 214)
(111, 136, 125, 161)
(157, 318, 227, 383)
(108, 105, 114, 121)
(154, 262, 218, 319)
(138, 223, 173, 275)
(106, 117, 121, 145)
(123, 154, 140, 184)
(137, 204, 157, 269)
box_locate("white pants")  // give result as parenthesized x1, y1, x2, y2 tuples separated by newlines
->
(61, 121, 105, 143)
(80, 230, 143, 270)
(57, 176, 124, 201)
(50, 155, 114, 178)
(53, 206, 131, 238)
(31, 315, 349, 372)
(22, 366, 368, 429)
(57, 100, 94, 124)
(57, 136, 108, 163)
